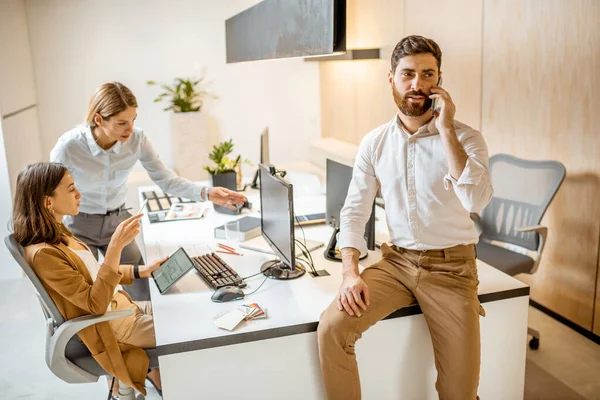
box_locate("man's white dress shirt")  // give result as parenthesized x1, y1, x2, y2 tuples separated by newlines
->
(338, 115, 493, 254)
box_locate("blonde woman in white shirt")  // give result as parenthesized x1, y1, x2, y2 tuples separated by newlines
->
(317, 35, 493, 400)
(50, 82, 246, 300)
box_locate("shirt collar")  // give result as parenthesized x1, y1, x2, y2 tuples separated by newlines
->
(394, 114, 439, 138)
(84, 125, 121, 156)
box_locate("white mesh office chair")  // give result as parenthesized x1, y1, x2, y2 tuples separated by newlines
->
(473, 154, 566, 350)
(4, 234, 159, 399)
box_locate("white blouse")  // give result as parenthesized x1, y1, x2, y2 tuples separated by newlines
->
(72, 249, 122, 295)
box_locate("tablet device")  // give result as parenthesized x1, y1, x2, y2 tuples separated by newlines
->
(151, 247, 194, 294)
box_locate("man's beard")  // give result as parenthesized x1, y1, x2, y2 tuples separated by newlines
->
(392, 84, 432, 117)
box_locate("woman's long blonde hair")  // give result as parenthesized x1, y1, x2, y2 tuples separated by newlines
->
(85, 82, 138, 128)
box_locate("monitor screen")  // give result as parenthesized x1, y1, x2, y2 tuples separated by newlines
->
(259, 164, 295, 269)
(326, 159, 376, 250)
(151, 247, 194, 294)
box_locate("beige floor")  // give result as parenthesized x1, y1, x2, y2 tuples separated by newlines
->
(525, 307, 600, 400)
(0, 277, 598, 399)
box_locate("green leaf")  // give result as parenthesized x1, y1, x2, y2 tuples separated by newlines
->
(148, 71, 217, 113)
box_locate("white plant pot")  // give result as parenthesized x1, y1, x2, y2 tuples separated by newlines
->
(170, 112, 212, 181)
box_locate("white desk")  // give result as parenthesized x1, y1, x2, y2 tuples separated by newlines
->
(140, 186, 529, 400)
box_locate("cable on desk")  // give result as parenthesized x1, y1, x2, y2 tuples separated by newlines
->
(244, 276, 269, 296)
(293, 214, 316, 272)
(240, 270, 266, 280)
(295, 239, 316, 274)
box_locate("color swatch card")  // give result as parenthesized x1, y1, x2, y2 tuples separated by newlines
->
(238, 303, 267, 320)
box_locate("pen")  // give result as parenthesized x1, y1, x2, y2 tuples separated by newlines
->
(136, 198, 149, 215)
(216, 250, 243, 256)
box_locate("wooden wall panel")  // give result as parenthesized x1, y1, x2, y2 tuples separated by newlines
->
(595, 248, 600, 335)
(320, 0, 483, 144)
(319, 0, 402, 144)
(482, 0, 600, 329)
(403, 0, 483, 131)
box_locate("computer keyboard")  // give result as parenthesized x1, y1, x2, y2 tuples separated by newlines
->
(191, 253, 246, 290)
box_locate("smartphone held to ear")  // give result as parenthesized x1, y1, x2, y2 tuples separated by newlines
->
(431, 77, 443, 116)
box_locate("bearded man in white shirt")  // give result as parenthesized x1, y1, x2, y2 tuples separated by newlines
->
(317, 35, 493, 400)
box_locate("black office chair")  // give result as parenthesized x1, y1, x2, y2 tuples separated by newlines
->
(473, 154, 566, 350)
(4, 234, 159, 399)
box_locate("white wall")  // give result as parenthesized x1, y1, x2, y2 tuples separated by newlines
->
(0, 0, 43, 279)
(0, 0, 43, 193)
(0, 119, 20, 279)
(25, 0, 322, 177)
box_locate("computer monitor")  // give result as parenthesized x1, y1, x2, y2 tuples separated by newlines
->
(258, 163, 306, 280)
(324, 158, 376, 261)
(250, 127, 270, 189)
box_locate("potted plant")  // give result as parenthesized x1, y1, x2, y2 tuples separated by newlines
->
(147, 72, 217, 180)
(203, 139, 251, 191)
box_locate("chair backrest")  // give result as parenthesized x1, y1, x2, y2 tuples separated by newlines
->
(480, 154, 566, 251)
(4, 234, 65, 327)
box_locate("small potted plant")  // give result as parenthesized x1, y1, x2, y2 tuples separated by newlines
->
(147, 72, 217, 180)
(203, 139, 251, 191)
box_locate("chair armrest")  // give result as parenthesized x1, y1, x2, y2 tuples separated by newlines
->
(47, 309, 133, 383)
(516, 225, 548, 274)
(516, 225, 547, 234)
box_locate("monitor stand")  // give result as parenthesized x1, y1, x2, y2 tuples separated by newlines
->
(324, 227, 368, 262)
(261, 260, 306, 280)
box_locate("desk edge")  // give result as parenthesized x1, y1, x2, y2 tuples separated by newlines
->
(156, 286, 529, 357)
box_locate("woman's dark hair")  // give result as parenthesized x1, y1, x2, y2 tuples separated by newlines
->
(12, 162, 73, 246)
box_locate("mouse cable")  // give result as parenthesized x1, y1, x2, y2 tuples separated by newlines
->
(244, 275, 269, 296)
(239, 264, 277, 281)
(240, 270, 266, 280)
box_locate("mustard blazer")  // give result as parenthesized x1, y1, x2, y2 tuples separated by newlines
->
(25, 239, 149, 395)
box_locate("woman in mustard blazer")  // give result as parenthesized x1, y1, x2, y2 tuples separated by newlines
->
(12, 162, 165, 396)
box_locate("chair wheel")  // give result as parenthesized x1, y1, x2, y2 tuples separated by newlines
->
(529, 337, 540, 350)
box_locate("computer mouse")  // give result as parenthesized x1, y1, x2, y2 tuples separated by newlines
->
(211, 286, 245, 303)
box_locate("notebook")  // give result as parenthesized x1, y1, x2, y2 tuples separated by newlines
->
(240, 235, 324, 255)
(214, 216, 262, 241)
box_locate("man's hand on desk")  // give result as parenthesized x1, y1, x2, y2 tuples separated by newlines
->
(338, 248, 370, 317)
(138, 256, 169, 278)
(208, 187, 247, 210)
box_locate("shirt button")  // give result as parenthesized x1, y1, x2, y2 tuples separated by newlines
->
(410, 215, 416, 220)
(415, 239, 420, 243)
(409, 190, 415, 196)
(408, 163, 413, 169)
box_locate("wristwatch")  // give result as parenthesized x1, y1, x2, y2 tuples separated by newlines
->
(201, 186, 209, 201)
(133, 265, 140, 279)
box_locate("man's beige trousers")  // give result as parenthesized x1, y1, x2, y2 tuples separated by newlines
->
(318, 243, 484, 400)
